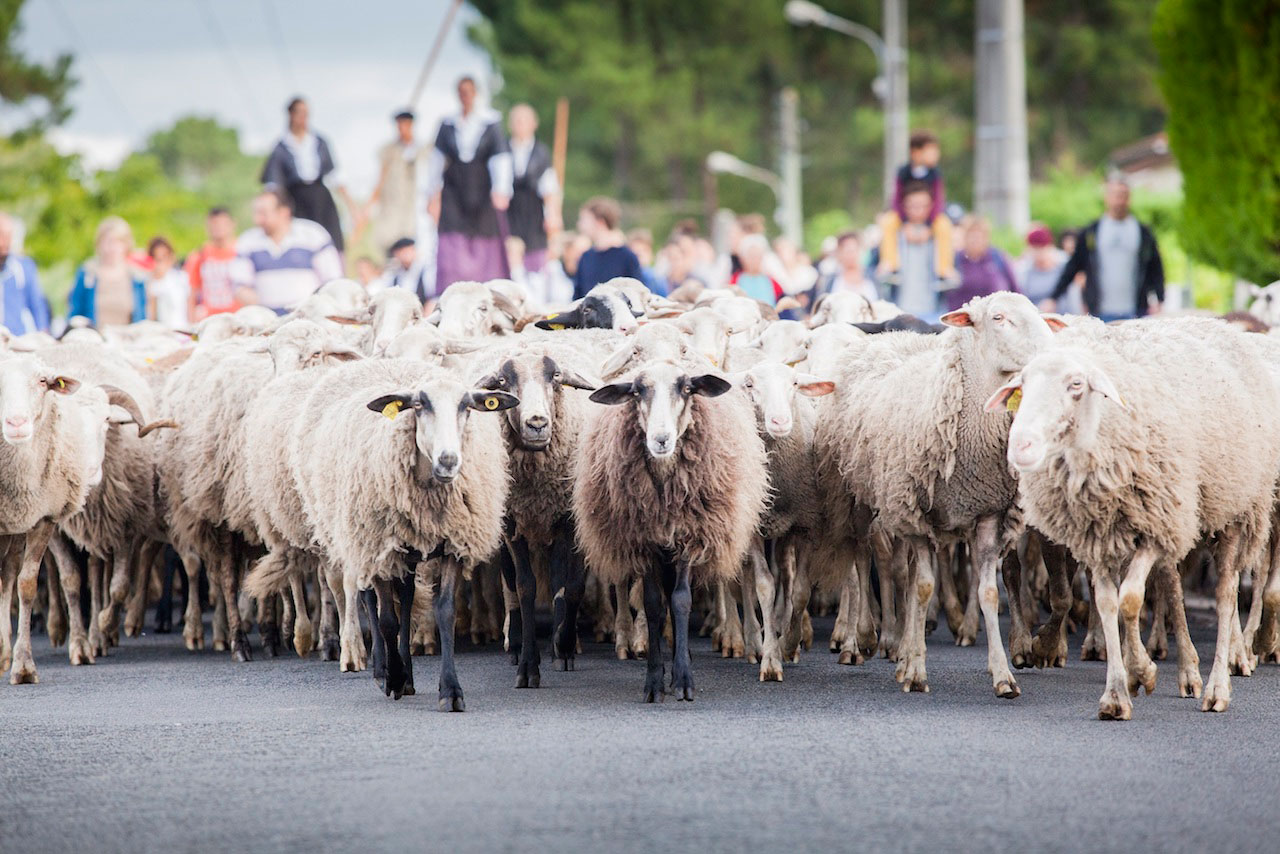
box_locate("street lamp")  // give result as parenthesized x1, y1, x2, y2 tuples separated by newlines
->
(705, 150, 802, 245)
(785, 0, 908, 203)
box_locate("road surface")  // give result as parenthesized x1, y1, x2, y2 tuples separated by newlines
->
(2, 612, 1277, 853)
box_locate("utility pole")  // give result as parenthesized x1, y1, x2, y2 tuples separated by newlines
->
(974, 0, 1030, 230)
(778, 87, 804, 247)
(882, 0, 909, 205)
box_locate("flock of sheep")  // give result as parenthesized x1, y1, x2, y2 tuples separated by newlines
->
(2, 274, 1278, 721)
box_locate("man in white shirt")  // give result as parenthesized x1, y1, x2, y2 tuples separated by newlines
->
(232, 187, 344, 314)
(425, 76, 513, 295)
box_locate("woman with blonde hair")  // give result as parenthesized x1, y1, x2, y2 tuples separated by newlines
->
(68, 216, 147, 326)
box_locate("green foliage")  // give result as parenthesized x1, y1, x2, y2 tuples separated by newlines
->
(0, 0, 75, 136)
(0, 115, 260, 311)
(470, 0, 1167, 237)
(1153, 0, 1280, 284)
(803, 209, 855, 257)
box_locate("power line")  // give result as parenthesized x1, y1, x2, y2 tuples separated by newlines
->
(47, 0, 139, 133)
(260, 0, 298, 91)
(409, 0, 464, 109)
(194, 0, 271, 130)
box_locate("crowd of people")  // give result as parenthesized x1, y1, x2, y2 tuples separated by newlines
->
(0, 79, 1166, 338)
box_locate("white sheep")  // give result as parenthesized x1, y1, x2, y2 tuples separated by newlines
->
(291, 358, 515, 707)
(991, 316, 1280, 717)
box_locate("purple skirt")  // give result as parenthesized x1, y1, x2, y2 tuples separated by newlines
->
(436, 231, 509, 295)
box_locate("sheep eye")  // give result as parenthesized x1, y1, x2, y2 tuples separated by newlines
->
(1069, 379, 1083, 391)
(993, 314, 1004, 322)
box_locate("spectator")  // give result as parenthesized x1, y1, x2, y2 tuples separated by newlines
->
(231, 186, 343, 314)
(880, 182, 946, 321)
(505, 235, 528, 290)
(427, 76, 513, 294)
(68, 216, 146, 326)
(375, 237, 430, 303)
(730, 234, 784, 306)
(812, 230, 877, 305)
(185, 207, 247, 321)
(948, 215, 1019, 312)
(773, 235, 816, 296)
(145, 236, 190, 329)
(627, 228, 668, 296)
(0, 212, 51, 334)
(878, 130, 955, 282)
(571, 196, 642, 299)
(261, 97, 354, 252)
(364, 108, 426, 256)
(506, 103, 561, 276)
(1044, 178, 1164, 320)
(354, 255, 381, 289)
(1017, 224, 1078, 313)
(539, 230, 583, 306)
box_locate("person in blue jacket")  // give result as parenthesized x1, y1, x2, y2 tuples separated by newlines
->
(67, 216, 147, 326)
(0, 212, 51, 334)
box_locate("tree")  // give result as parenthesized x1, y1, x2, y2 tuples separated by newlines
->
(1153, 0, 1280, 284)
(469, 0, 1168, 238)
(0, 0, 75, 135)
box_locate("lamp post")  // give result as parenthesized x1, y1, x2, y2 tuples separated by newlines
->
(706, 150, 802, 247)
(785, 0, 908, 204)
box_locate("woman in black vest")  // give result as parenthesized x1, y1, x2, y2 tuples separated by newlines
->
(426, 77, 513, 294)
(506, 104, 562, 274)
(261, 97, 354, 252)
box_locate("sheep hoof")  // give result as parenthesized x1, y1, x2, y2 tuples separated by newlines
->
(895, 656, 928, 693)
(231, 631, 252, 663)
(758, 661, 783, 682)
(954, 632, 976, 648)
(1127, 662, 1157, 697)
(1146, 634, 1168, 661)
(836, 649, 861, 666)
(321, 636, 340, 662)
(153, 611, 172, 634)
(1179, 667, 1202, 699)
(642, 670, 664, 703)
(515, 662, 541, 688)
(1081, 637, 1106, 661)
(924, 618, 937, 637)
(1098, 687, 1132, 720)
(438, 693, 465, 712)
(260, 625, 283, 658)
(183, 625, 204, 651)
(615, 646, 632, 661)
(994, 678, 1021, 699)
(68, 636, 95, 666)
(8, 644, 37, 684)
(554, 657, 574, 672)
(401, 681, 415, 696)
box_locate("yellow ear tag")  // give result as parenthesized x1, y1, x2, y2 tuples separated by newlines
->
(382, 400, 403, 420)
(57, 379, 66, 389)
(546, 313, 559, 319)
(484, 396, 500, 410)
(549, 324, 565, 331)
(1005, 388, 1022, 413)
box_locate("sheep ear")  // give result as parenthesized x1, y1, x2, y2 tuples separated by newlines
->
(426, 309, 442, 326)
(42, 375, 81, 395)
(776, 296, 802, 313)
(1087, 368, 1125, 408)
(783, 347, 808, 367)
(689, 374, 732, 398)
(795, 375, 835, 397)
(725, 317, 755, 335)
(1041, 313, 1068, 332)
(984, 374, 1023, 413)
(367, 393, 412, 420)
(1250, 284, 1263, 297)
(557, 367, 599, 391)
(468, 390, 519, 413)
(939, 309, 973, 327)
(599, 343, 637, 379)
(326, 313, 368, 326)
(324, 345, 364, 362)
(589, 381, 635, 406)
(535, 307, 580, 330)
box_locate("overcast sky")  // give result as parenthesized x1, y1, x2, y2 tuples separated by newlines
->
(16, 0, 493, 195)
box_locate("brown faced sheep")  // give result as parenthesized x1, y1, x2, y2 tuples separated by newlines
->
(575, 360, 768, 701)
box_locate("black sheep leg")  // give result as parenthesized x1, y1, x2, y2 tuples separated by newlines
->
(668, 558, 694, 701)
(551, 526, 585, 672)
(395, 571, 416, 696)
(641, 565, 666, 703)
(153, 546, 177, 634)
(373, 578, 407, 699)
(436, 558, 466, 711)
(511, 535, 540, 688)
(362, 588, 387, 692)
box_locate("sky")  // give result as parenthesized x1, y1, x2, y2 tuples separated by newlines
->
(16, 0, 494, 196)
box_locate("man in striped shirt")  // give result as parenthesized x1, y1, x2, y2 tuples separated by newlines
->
(232, 186, 344, 314)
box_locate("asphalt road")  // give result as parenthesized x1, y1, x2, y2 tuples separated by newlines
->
(2, 610, 1277, 854)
